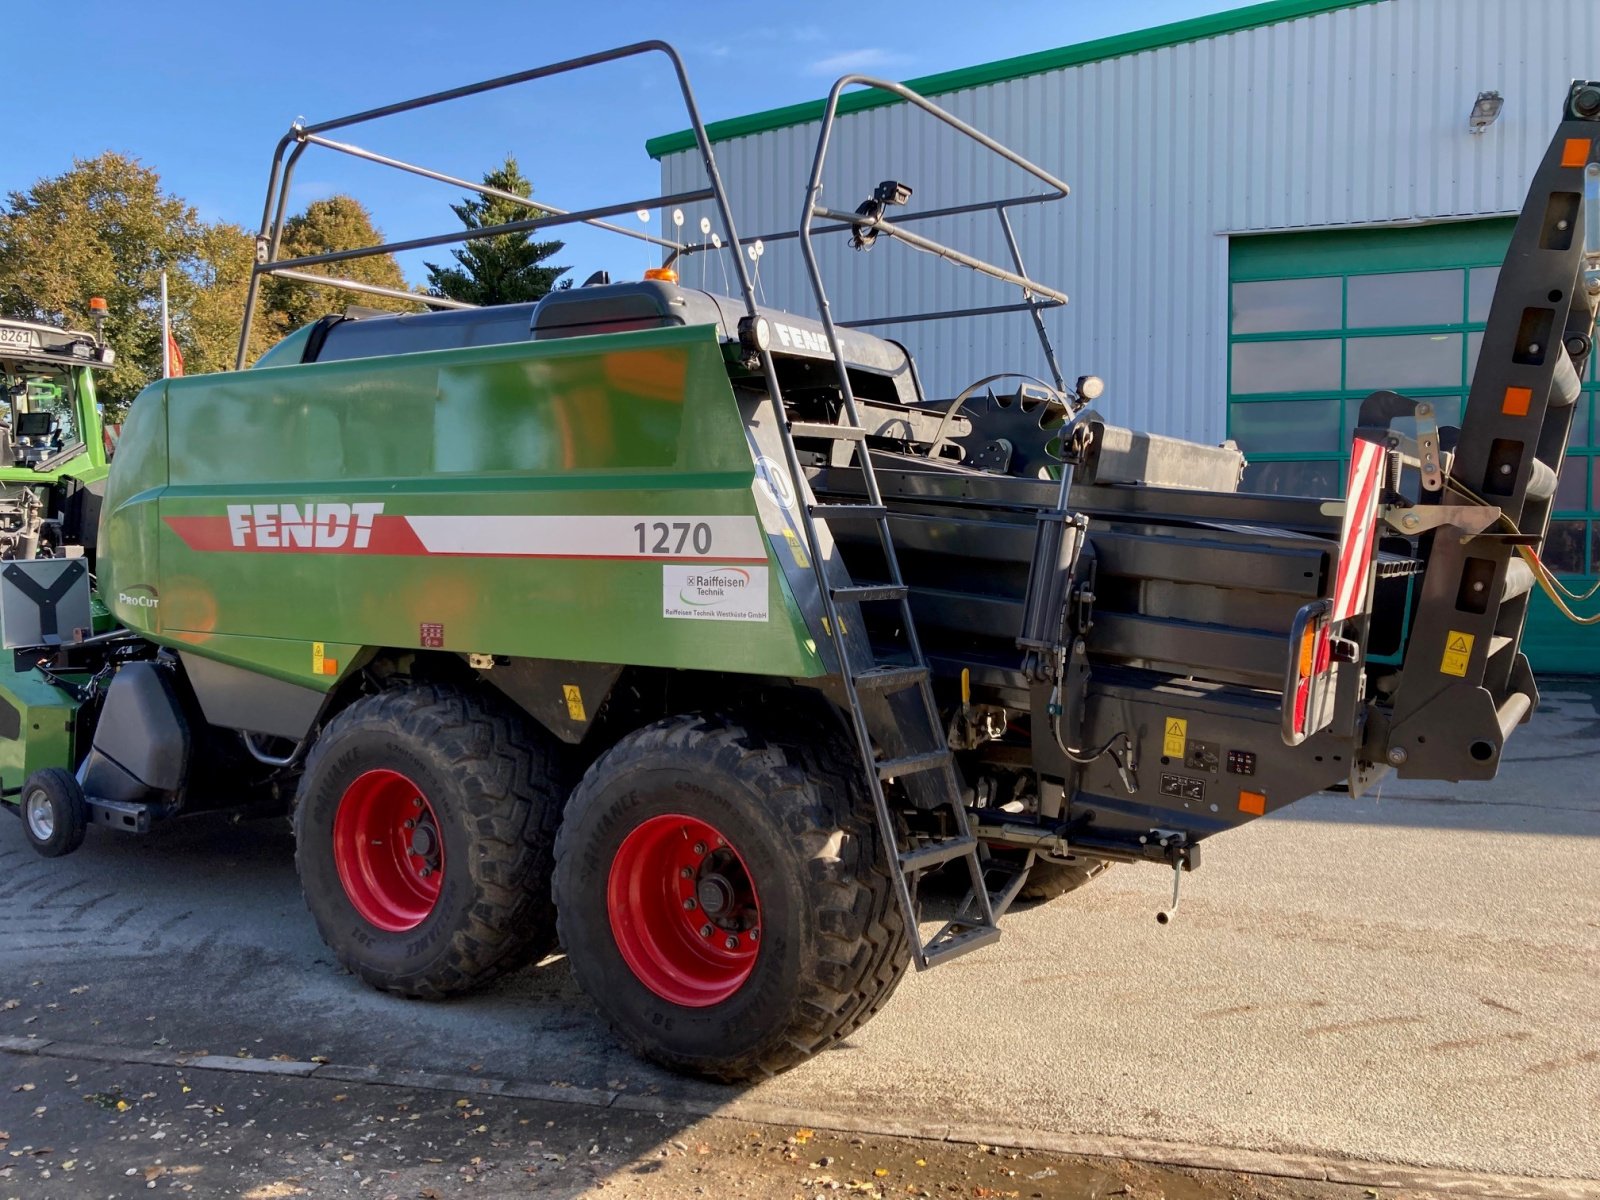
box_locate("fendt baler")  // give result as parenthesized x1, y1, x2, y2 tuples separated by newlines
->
(3, 45, 1597, 1081)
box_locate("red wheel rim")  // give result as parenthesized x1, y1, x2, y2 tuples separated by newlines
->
(607, 814, 761, 1008)
(333, 768, 443, 932)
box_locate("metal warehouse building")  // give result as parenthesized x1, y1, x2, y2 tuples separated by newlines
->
(650, 0, 1600, 671)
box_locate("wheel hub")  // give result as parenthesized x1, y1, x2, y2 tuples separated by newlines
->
(24, 790, 54, 841)
(696, 874, 733, 916)
(409, 822, 439, 860)
(607, 814, 761, 1007)
(333, 768, 444, 933)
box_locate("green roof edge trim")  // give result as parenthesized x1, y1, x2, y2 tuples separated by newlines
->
(646, 0, 1384, 159)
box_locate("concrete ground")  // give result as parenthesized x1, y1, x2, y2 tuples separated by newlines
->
(0, 680, 1596, 1187)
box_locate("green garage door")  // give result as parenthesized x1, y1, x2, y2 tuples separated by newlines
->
(1228, 220, 1599, 676)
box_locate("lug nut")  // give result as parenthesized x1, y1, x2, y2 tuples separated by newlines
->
(413, 797, 423, 808)
(679, 867, 693, 879)
(749, 928, 759, 942)
(700, 924, 713, 938)
(693, 842, 707, 856)
(419, 866, 432, 878)
(683, 897, 697, 910)
(404, 819, 416, 830)
(724, 936, 739, 950)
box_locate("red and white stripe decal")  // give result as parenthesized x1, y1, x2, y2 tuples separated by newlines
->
(1332, 440, 1386, 622)
(164, 511, 769, 564)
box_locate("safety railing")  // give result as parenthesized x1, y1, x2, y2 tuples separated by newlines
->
(235, 41, 769, 369)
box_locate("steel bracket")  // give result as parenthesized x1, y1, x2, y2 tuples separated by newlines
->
(1381, 503, 1502, 538)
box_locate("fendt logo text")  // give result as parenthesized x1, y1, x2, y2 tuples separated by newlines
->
(771, 322, 832, 355)
(226, 503, 386, 550)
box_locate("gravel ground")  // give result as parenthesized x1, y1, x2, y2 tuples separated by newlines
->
(0, 1049, 1407, 1199)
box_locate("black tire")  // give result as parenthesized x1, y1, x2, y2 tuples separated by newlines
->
(293, 683, 567, 999)
(20, 767, 88, 858)
(553, 713, 909, 1082)
(1017, 855, 1110, 903)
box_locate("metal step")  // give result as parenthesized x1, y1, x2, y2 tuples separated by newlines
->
(809, 502, 888, 520)
(851, 664, 927, 692)
(876, 749, 950, 780)
(956, 854, 1035, 922)
(920, 921, 1003, 967)
(790, 420, 867, 441)
(833, 582, 909, 603)
(898, 835, 979, 874)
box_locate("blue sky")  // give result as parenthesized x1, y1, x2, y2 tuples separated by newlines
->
(6, 0, 1243, 287)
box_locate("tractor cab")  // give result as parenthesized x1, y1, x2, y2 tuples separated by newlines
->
(0, 315, 112, 484)
(0, 313, 114, 559)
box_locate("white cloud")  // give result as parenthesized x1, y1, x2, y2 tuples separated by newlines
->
(806, 48, 908, 77)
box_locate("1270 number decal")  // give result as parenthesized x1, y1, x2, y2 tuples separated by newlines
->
(634, 521, 713, 555)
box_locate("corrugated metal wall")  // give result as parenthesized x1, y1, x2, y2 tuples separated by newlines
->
(660, 0, 1599, 441)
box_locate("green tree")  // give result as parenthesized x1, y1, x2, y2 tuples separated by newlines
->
(261, 195, 414, 337)
(424, 154, 568, 305)
(0, 151, 246, 410)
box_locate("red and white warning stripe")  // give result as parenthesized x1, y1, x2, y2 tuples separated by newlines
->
(164, 507, 769, 564)
(1331, 439, 1386, 622)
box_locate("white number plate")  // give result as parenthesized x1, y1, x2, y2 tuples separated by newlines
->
(0, 327, 41, 352)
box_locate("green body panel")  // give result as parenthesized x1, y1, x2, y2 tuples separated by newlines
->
(100, 324, 823, 692)
(0, 663, 78, 795)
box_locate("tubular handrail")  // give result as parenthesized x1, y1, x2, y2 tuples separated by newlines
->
(794, 75, 1073, 394)
(236, 40, 767, 369)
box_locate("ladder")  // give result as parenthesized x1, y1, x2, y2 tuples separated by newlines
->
(774, 408, 1006, 969)
(718, 75, 1072, 969)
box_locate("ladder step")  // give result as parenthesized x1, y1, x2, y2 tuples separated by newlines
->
(851, 664, 927, 692)
(959, 856, 1035, 922)
(898, 836, 979, 874)
(790, 420, 867, 441)
(810, 503, 887, 520)
(876, 749, 950, 780)
(920, 921, 1002, 968)
(833, 582, 908, 603)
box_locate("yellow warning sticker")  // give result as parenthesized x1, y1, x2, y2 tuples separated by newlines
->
(782, 527, 810, 568)
(311, 641, 325, 675)
(1440, 630, 1475, 677)
(1162, 717, 1188, 758)
(562, 684, 587, 722)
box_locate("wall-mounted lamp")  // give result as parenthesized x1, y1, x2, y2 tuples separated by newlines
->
(1469, 90, 1504, 135)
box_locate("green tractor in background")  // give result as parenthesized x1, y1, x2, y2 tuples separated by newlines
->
(0, 304, 113, 559)
(0, 304, 116, 802)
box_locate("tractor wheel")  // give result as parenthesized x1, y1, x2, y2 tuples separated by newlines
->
(1017, 855, 1110, 903)
(20, 768, 89, 859)
(553, 713, 910, 1082)
(293, 684, 567, 1000)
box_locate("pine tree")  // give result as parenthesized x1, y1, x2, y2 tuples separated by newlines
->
(425, 155, 568, 305)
